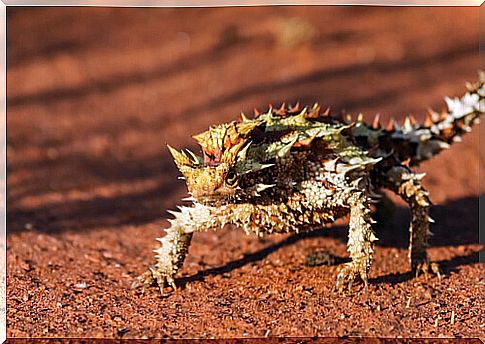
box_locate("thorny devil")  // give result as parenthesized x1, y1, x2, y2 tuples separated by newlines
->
(133, 73, 484, 294)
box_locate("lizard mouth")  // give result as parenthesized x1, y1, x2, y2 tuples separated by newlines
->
(188, 184, 240, 206)
(193, 194, 239, 206)
(196, 196, 220, 206)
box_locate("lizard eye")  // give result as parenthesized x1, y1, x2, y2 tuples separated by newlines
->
(225, 170, 238, 187)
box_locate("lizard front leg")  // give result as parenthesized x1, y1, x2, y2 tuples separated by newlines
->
(133, 203, 214, 294)
(383, 166, 440, 278)
(133, 201, 259, 294)
(133, 224, 193, 294)
(336, 190, 378, 290)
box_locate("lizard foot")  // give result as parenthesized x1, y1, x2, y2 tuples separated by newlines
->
(335, 261, 368, 291)
(413, 259, 441, 281)
(131, 266, 177, 295)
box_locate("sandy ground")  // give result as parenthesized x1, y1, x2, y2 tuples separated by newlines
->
(6, 6, 484, 339)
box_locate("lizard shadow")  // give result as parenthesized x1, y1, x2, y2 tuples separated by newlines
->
(177, 194, 480, 288)
(177, 228, 349, 287)
(371, 250, 480, 286)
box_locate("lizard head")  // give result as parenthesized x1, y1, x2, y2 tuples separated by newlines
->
(167, 121, 266, 205)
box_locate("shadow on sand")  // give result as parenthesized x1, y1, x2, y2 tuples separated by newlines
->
(171, 194, 479, 288)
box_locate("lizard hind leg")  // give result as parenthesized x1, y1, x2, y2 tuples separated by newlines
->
(383, 166, 441, 279)
(336, 190, 378, 291)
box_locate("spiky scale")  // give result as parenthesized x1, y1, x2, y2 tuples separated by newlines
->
(372, 113, 381, 129)
(424, 112, 434, 127)
(290, 102, 301, 112)
(276, 102, 286, 115)
(408, 115, 417, 125)
(386, 118, 395, 131)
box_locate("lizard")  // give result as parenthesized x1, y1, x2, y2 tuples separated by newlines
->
(132, 72, 484, 294)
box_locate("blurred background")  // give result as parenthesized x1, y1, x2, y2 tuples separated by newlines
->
(7, 7, 481, 231)
(6, 7, 483, 338)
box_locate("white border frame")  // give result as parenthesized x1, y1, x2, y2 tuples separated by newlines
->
(1, 2, 482, 342)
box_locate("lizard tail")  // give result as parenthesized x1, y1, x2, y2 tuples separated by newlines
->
(380, 71, 484, 165)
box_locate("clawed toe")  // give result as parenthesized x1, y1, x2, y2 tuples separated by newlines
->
(335, 262, 368, 291)
(131, 270, 154, 292)
(413, 260, 441, 281)
(132, 267, 177, 295)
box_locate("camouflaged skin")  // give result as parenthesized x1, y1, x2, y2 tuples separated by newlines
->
(133, 73, 484, 294)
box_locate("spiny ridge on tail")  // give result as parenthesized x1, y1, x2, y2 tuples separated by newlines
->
(376, 72, 484, 165)
(237, 72, 483, 167)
